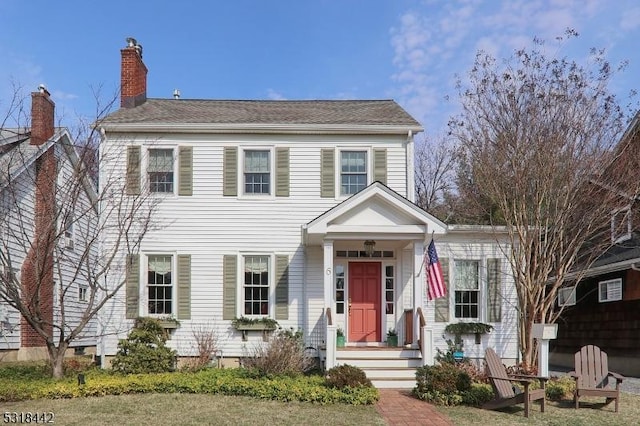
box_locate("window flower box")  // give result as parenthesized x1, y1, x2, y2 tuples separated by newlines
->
(444, 322, 493, 344)
(232, 317, 278, 341)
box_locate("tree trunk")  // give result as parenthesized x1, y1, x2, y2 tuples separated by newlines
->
(47, 341, 69, 379)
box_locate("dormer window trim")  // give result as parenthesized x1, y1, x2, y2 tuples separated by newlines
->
(611, 204, 632, 244)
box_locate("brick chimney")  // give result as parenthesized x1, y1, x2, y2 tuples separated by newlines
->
(20, 86, 57, 351)
(121, 37, 147, 108)
(30, 85, 55, 145)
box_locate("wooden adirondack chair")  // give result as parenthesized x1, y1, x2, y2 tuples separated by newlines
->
(569, 345, 624, 412)
(482, 348, 547, 418)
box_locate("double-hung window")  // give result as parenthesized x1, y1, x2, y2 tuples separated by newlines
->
(148, 149, 174, 193)
(340, 151, 367, 195)
(454, 260, 479, 319)
(147, 255, 173, 314)
(599, 278, 622, 303)
(557, 286, 576, 307)
(243, 255, 270, 315)
(244, 150, 270, 194)
(611, 205, 632, 243)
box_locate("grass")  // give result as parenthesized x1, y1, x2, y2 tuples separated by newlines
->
(1, 393, 386, 426)
(436, 393, 640, 425)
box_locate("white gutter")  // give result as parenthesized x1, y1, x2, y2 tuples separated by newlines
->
(564, 258, 640, 281)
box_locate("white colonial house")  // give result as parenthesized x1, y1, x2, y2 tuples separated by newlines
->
(97, 39, 518, 387)
(0, 87, 98, 360)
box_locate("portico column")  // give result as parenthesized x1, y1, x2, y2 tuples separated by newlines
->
(323, 240, 334, 313)
(413, 240, 424, 344)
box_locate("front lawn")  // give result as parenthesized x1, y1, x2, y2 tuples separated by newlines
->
(2, 393, 386, 426)
(436, 393, 640, 425)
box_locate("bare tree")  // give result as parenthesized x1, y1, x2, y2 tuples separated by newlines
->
(414, 135, 457, 221)
(0, 88, 158, 378)
(450, 31, 638, 367)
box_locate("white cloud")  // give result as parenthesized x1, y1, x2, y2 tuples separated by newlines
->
(266, 89, 286, 100)
(620, 7, 640, 31)
(387, 0, 623, 134)
(51, 90, 78, 101)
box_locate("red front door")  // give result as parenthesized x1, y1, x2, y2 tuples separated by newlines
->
(348, 262, 381, 342)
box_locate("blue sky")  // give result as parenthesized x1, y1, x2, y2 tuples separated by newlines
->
(1, 0, 639, 136)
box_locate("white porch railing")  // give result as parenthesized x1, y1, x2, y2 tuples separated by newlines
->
(417, 307, 434, 366)
(325, 307, 337, 369)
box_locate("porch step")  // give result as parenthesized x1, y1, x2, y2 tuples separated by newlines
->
(334, 348, 421, 389)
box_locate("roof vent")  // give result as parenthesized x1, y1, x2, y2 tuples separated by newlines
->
(173, 89, 181, 99)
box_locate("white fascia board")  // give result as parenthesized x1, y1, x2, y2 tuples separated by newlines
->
(326, 224, 426, 235)
(100, 122, 424, 135)
(565, 258, 640, 281)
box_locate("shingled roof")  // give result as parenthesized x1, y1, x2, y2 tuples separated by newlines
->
(101, 99, 422, 129)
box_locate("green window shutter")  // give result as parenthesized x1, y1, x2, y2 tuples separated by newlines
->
(126, 146, 141, 196)
(178, 146, 193, 196)
(177, 254, 191, 320)
(434, 258, 449, 322)
(373, 148, 387, 185)
(275, 147, 290, 197)
(126, 254, 140, 319)
(487, 258, 502, 322)
(275, 255, 289, 320)
(223, 147, 238, 196)
(223, 255, 237, 320)
(320, 149, 335, 198)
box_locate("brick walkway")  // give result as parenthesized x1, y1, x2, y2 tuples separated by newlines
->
(376, 389, 454, 425)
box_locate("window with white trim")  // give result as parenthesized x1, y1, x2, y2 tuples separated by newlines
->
(611, 205, 632, 243)
(335, 264, 345, 315)
(243, 255, 270, 315)
(340, 151, 367, 195)
(599, 278, 622, 303)
(147, 255, 173, 314)
(454, 260, 479, 319)
(385, 265, 394, 314)
(148, 149, 174, 193)
(557, 286, 576, 307)
(244, 150, 271, 194)
(78, 285, 88, 302)
(63, 212, 74, 250)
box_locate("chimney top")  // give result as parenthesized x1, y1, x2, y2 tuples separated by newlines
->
(120, 37, 148, 108)
(30, 86, 55, 146)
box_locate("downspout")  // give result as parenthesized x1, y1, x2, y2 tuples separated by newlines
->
(406, 130, 415, 202)
(301, 225, 308, 345)
(631, 263, 640, 272)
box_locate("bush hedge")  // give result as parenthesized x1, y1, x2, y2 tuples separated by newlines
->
(0, 368, 378, 405)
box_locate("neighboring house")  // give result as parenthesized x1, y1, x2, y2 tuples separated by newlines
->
(97, 39, 518, 387)
(551, 112, 640, 376)
(0, 87, 98, 360)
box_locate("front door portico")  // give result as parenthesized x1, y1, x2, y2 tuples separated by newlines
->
(349, 262, 381, 342)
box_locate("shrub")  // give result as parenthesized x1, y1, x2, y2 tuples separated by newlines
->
(435, 335, 464, 364)
(242, 328, 314, 377)
(546, 376, 575, 401)
(461, 383, 494, 406)
(0, 368, 379, 405)
(111, 317, 177, 374)
(414, 363, 472, 406)
(181, 323, 220, 371)
(325, 364, 372, 389)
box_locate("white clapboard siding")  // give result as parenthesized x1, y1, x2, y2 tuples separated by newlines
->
(98, 132, 411, 357)
(0, 164, 37, 349)
(425, 232, 519, 362)
(51, 146, 99, 347)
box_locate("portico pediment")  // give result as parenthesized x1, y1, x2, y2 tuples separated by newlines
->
(304, 182, 446, 244)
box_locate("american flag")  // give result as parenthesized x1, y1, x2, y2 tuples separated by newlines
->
(426, 239, 446, 300)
